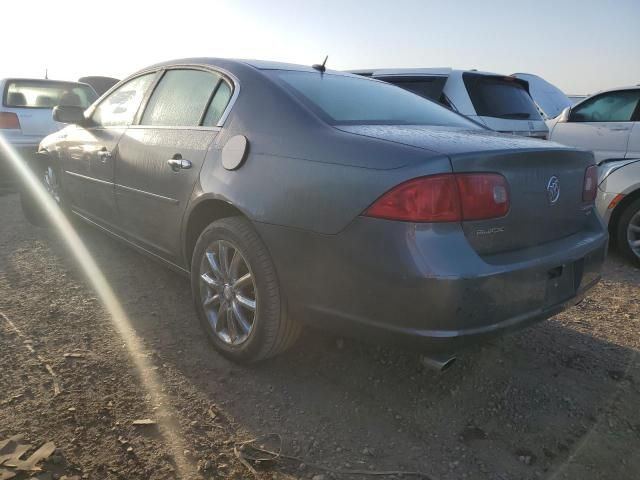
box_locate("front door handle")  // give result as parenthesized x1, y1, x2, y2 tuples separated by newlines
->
(167, 156, 192, 172)
(97, 148, 112, 162)
(609, 127, 630, 131)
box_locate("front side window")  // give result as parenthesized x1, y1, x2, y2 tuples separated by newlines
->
(92, 74, 154, 127)
(3, 80, 97, 109)
(272, 71, 479, 128)
(463, 73, 542, 120)
(141, 70, 222, 127)
(569, 90, 640, 123)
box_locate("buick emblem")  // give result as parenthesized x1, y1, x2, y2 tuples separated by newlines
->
(546, 176, 560, 205)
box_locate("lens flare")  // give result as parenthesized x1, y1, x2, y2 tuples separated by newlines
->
(0, 134, 195, 478)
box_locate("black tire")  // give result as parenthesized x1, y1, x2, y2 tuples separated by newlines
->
(191, 216, 301, 362)
(615, 198, 640, 266)
(20, 155, 65, 227)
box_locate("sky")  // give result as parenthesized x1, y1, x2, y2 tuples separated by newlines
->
(2, 0, 638, 95)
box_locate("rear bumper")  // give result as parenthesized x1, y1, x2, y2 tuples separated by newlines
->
(255, 212, 607, 352)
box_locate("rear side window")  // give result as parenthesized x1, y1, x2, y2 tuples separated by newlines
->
(141, 70, 222, 127)
(381, 76, 447, 102)
(3, 80, 97, 109)
(92, 74, 155, 127)
(272, 71, 479, 128)
(569, 90, 640, 122)
(202, 81, 233, 126)
(463, 73, 542, 120)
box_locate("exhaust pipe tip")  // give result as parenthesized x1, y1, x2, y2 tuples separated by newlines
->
(420, 353, 457, 372)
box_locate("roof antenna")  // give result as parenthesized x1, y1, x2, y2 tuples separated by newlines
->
(312, 56, 328, 73)
(45, 68, 48, 80)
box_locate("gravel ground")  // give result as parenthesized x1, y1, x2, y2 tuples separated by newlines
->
(1, 190, 639, 480)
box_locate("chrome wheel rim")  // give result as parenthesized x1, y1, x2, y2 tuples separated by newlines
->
(199, 240, 257, 346)
(44, 166, 61, 205)
(628, 210, 640, 260)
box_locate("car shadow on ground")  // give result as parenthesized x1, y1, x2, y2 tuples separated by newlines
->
(2, 206, 639, 480)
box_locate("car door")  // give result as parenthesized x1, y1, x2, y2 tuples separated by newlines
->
(114, 68, 234, 263)
(550, 89, 640, 162)
(62, 73, 156, 227)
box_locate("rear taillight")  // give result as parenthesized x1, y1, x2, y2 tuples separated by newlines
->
(364, 173, 510, 222)
(582, 165, 598, 203)
(456, 173, 510, 220)
(0, 112, 20, 129)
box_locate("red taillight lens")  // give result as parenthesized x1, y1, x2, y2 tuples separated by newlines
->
(364, 174, 461, 222)
(0, 112, 20, 129)
(364, 173, 510, 223)
(582, 165, 598, 203)
(456, 173, 510, 220)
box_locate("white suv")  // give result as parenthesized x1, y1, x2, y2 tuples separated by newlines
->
(351, 68, 548, 139)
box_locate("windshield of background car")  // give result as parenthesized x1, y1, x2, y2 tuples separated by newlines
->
(272, 71, 480, 127)
(3, 80, 98, 109)
(463, 73, 542, 120)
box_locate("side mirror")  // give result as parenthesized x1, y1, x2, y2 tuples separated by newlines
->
(52, 105, 86, 125)
(558, 106, 572, 123)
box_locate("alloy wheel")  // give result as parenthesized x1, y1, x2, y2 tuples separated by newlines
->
(627, 210, 640, 260)
(199, 240, 257, 346)
(44, 166, 61, 205)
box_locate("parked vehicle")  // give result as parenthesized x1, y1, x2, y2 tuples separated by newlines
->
(547, 85, 640, 266)
(0, 78, 97, 186)
(596, 159, 640, 265)
(23, 59, 606, 363)
(78, 76, 120, 97)
(351, 68, 549, 138)
(511, 73, 573, 119)
(547, 86, 640, 162)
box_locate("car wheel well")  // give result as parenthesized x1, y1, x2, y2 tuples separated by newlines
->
(184, 200, 246, 265)
(609, 188, 640, 238)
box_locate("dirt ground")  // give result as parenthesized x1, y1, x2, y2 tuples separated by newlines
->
(1, 190, 639, 480)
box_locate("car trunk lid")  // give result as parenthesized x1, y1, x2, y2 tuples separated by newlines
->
(449, 148, 594, 256)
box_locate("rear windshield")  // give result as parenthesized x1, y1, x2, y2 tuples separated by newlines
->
(3, 80, 98, 109)
(381, 76, 448, 102)
(463, 73, 542, 120)
(272, 71, 479, 128)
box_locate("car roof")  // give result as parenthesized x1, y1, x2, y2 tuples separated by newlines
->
(1, 78, 92, 87)
(146, 57, 352, 77)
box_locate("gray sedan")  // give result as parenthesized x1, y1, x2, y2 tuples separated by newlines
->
(21, 58, 607, 363)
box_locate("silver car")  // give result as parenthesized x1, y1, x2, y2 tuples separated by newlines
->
(0, 78, 97, 186)
(596, 159, 640, 265)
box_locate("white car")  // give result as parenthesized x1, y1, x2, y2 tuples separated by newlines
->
(548, 85, 640, 265)
(547, 86, 640, 163)
(0, 78, 97, 186)
(351, 68, 549, 138)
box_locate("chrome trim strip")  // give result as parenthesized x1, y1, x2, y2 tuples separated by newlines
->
(71, 209, 189, 274)
(116, 184, 179, 205)
(64, 170, 114, 187)
(126, 125, 221, 132)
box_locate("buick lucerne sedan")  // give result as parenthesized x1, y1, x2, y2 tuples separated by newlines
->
(22, 58, 608, 363)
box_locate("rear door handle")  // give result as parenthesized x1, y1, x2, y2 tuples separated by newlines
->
(609, 127, 630, 131)
(167, 157, 192, 172)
